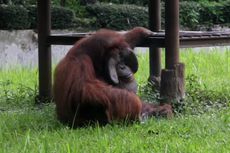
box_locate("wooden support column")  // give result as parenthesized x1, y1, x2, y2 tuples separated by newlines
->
(165, 0, 179, 68)
(160, 0, 185, 103)
(37, 0, 52, 103)
(148, 0, 161, 88)
(160, 63, 185, 102)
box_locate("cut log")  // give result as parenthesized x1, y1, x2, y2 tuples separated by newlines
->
(160, 63, 185, 103)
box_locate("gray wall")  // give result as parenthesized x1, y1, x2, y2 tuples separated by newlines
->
(0, 30, 72, 69)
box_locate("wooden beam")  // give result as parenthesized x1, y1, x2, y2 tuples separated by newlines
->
(160, 0, 185, 104)
(165, 0, 179, 69)
(37, 0, 52, 102)
(47, 32, 230, 48)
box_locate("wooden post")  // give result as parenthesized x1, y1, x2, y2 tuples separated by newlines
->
(148, 0, 161, 88)
(160, 0, 185, 103)
(37, 0, 52, 103)
(160, 63, 185, 102)
(165, 0, 179, 68)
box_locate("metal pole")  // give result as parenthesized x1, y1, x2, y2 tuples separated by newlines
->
(149, 0, 161, 84)
(37, 0, 52, 102)
(165, 0, 179, 69)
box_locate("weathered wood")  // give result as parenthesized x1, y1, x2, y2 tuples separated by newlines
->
(160, 63, 185, 103)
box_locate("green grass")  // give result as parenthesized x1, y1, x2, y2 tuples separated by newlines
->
(0, 48, 229, 153)
(0, 109, 229, 153)
(136, 47, 230, 90)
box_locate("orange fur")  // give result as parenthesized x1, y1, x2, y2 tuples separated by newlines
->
(53, 27, 172, 127)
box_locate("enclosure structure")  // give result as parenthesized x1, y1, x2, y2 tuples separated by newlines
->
(37, 0, 230, 103)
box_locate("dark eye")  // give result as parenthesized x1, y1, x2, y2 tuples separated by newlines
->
(118, 64, 125, 70)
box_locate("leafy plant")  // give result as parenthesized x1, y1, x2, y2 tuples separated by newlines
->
(0, 80, 38, 110)
(51, 6, 75, 29)
(0, 5, 30, 30)
(86, 3, 148, 30)
(139, 82, 160, 103)
(180, 2, 201, 30)
(183, 74, 229, 114)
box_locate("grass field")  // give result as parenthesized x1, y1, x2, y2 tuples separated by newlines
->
(0, 48, 229, 153)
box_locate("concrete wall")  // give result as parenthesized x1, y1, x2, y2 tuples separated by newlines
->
(0, 30, 71, 69)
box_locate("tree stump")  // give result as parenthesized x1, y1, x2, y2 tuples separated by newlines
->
(160, 63, 185, 103)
